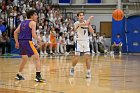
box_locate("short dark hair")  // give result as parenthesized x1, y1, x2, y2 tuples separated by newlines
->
(77, 12, 84, 17)
(26, 10, 37, 19)
(117, 33, 120, 36)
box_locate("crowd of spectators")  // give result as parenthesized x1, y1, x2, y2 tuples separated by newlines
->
(0, 0, 111, 55)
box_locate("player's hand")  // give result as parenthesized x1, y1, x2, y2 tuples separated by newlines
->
(89, 16, 94, 19)
(86, 16, 94, 25)
(15, 42, 19, 49)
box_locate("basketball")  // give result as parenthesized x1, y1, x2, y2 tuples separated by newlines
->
(112, 9, 124, 21)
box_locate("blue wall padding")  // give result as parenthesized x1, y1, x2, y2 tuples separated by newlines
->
(126, 16, 140, 52)
(112, 17, 126, 52)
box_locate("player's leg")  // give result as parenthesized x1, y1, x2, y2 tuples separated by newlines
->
(44, 42, 48, 55)
(39, 42, 44, 55)
(32, 54, 44, 82)
(53, 43, 57, 54)
(119, 44, 122, 55)
(50, 43, 53, 54)
(70, 40, 81, 76)
(84, 41, 91, 78)
(29, 41, 46, 82)
(15, 41, 28, 80)
(70, 55, 80, 76)
(15, 55, 28, 80)
(111, 44, 115, 55)
(84, 54, 91, 78)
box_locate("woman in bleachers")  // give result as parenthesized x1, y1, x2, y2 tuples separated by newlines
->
(39, 32, 47, 55)
(89, 33, 95, 54)
(99, 33, 109, 53)
(59, 32, 66, 54)
(93, 32, 100, 54)
(42, 33, 50, 55)
(49, 27, 57, 54)
(66, 36, 75, 53)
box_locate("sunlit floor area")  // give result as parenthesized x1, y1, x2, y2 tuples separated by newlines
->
(0, 54, 140, 93)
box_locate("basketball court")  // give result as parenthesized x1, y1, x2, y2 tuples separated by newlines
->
(1, 0, 140, 93)
(0, 54, 140, 93)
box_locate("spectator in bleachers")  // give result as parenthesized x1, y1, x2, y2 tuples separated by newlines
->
(55, 32, 60, 54)
(89, 33, 95, 54)
(49, 27, 57, 54)
(93, 32, 100, 54)
(7, 6, 13, 16)
(0, 18, 6, 33)
(15, 14, 21, 28)
(12, 6, 17, 16)
(111, 33, 123, 55)
(99, 33, 109, 53)
(8, 13, 16, 38)
(13, 0, 18, 6)
(36, 0, 43, 11)
(36, 25, 43, 36)
(38, 9, 45, 20)
(54, 19, 60, 33)
(39, 32, 47, 55)
(1, 1, 7, 11)
(0, 31, 11, 55)
(66, 36, 74, 53)
(8, 13, 15, 29)
(96, 32, 104, 53)
(59, 32, 66, 54)
(1, 11, 7, 21)
(60, 23, 67, 33)
(42, 33, 50, 55)
(44, 20, 49, 32)
(0, 0, 79, 56)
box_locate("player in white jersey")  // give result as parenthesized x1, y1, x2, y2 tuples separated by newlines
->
(70, 12, 94, 78)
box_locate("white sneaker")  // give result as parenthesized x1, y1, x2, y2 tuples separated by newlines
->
(86, 72, 91, 78)
(44, 51, 48, 55)
(65, 52, 69, 55)
(40, 51, 44, 55)
(104, 50, 107, 53)
(119, 51, 122, 55)
(50, 51, 53, 54)
(110, 51, 114, 55)
(70, 68, 74, 76)
(97, 51, 100, 54)
(92, 50, 95, 54)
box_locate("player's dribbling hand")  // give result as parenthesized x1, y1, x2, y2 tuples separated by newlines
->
(15, 42, 19, 49)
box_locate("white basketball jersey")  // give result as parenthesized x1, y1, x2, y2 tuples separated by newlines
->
(74, 20, 89, 41)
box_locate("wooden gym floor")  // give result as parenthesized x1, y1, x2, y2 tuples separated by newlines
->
(0, 54, 140, 93)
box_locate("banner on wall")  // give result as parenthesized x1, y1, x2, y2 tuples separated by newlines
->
(59, 0, 71, 3)
(87, 0, 102, 3)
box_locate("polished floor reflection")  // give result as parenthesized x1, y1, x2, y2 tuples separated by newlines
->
(0, 54, 140, 93)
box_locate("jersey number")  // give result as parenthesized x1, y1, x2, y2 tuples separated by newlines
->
(84, 30, 86, 35)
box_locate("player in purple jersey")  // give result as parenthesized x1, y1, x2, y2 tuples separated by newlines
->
(14, 10, 46, 82)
